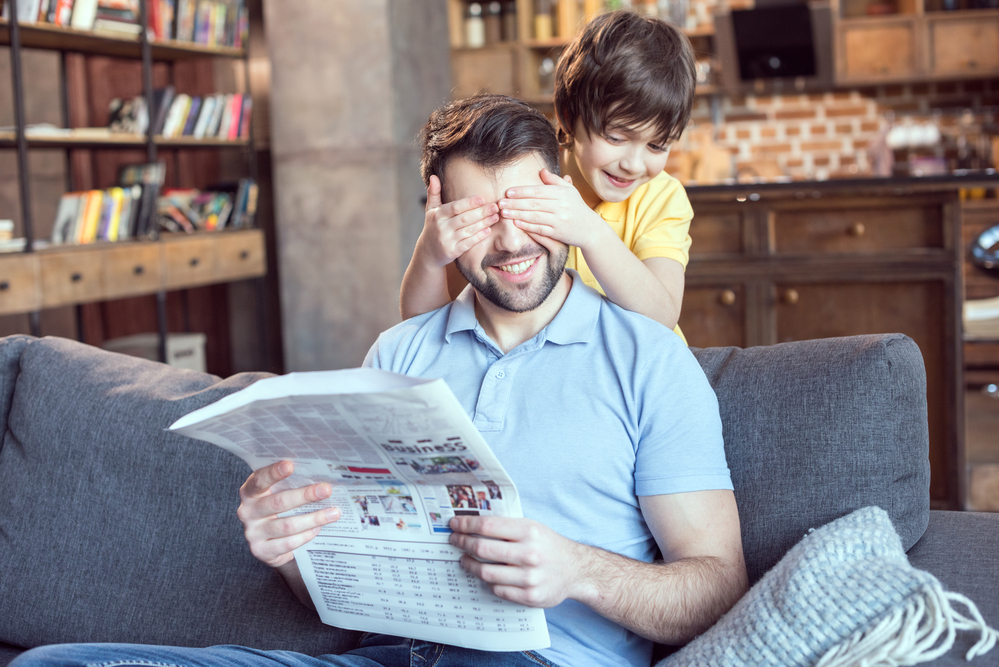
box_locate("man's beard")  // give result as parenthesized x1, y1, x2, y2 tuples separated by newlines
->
(456, 243, 568, 313)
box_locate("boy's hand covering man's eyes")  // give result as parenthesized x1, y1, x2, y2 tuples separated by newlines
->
(498, 168, 610, 252)
(419, 174, 500, 268)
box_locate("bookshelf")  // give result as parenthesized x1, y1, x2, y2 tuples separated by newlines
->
(447, 0, 720, 106)
(0, 1, 265, 366)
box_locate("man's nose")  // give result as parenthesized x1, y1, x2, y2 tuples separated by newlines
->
(491, 217, 531, 251)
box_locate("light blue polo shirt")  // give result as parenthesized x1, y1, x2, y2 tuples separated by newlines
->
(363, 270, 732, 667)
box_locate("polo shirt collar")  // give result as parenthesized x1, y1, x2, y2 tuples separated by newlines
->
(443, 269, 599, 347)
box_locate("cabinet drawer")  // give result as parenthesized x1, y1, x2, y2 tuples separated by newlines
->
(929, 16, 999, 77)
(690, 213, 743, 256)
(163, 237, 217, 289)
(772, 206, 944, 254)
(840, 22, 917, 81)
(103, 244, 163, 300)
(216, 231, 266, 282)
(0, 254, 40, 315)
(679, 284, 746, 348)
(40, 250, 106, 308)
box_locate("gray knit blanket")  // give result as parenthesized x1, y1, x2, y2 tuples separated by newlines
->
(660, 506, 998, 666)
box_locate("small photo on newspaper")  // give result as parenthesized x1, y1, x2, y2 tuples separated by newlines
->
(169, 368, 550, 652)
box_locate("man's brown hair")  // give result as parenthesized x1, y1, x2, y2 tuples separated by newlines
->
(554, 10, 696, 147)
(420, 94, 560, 202)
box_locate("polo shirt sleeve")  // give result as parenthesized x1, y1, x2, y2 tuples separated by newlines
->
(633, 339, 732, 496)
(629, 174, 694, 269)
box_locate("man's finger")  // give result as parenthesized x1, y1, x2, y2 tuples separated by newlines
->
(242, 481, 333, 521)
(256, 506, 341, 540)
(240, 460, 294, 499)
(449, 515, 530, 541)
(425, 175, 443, 211)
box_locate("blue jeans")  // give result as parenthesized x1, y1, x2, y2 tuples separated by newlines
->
(10, 633, 561, 667)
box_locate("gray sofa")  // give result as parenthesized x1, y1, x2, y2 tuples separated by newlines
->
(0, 333, 995, 666)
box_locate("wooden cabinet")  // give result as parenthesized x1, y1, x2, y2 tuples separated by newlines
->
(447, 0, 719, 105)
(0, 230, 265, 312)
(832, 0, 999, 84)
(683, 184, 963, 508)
(838, 18, 920, 83)
(927, 12, 999, 77)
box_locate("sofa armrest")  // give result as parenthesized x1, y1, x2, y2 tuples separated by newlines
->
(905, 510, 999, 665)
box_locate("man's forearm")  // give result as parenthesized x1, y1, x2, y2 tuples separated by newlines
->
(575, 546, 748, 645)
(276, 560, 316, 611)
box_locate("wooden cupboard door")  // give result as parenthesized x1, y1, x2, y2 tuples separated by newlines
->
(929, 16, 999, 77)
(216, 230, 266, 282)
(773, 280, 951, 503)
(680, 284, 746, 349)
(0, 254, 40, 315)
(102, 243, 163, 300)
(40, 250, 107, 308)
(689, 212, 744, 257)
(839, 22, 917, 82)
(452, 45, 518, 98)
(163, 236, 217, 290)
(773, 206, 944, 255)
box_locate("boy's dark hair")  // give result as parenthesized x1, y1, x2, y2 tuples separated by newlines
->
(554, 10, 696, 147)
(420, 94, 560, 201)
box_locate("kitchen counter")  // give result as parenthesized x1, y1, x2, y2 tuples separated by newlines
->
(685, 171, 999, 202)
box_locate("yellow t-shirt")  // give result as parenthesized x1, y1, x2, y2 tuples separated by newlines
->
(565, 171, 692, 342)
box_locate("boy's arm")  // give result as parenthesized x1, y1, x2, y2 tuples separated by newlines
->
(400, 175, 499, 320)
(500, 169, 684, 329)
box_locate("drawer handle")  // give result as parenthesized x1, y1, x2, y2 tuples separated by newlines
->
(240, 250, 250, 260)
(189, 258, 200, 267)
(848, 222, 865, 237)
(71, 272, 83, 283)
(133, 265, 145, 275)
(0, 281, 8, 291)
(781, 288, 800, 306)
(719, 289, 737, 306)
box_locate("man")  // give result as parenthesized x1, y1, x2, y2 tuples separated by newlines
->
(243, 95, 747, 667)
(13, 95, 746, 667)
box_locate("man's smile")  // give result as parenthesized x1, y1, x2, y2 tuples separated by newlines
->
(497, 257, 538, 275)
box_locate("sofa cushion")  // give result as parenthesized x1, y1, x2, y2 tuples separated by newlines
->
(0, 336, 360, 655)
(692, 334, 931, 585)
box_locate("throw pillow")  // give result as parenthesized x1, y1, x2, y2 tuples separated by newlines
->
(660, 506, 998, 666)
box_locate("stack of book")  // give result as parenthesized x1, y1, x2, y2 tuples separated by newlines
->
(51, 162, 165, 245)
(157, 178, 257, 233)
(107, 86, 251, 140)
(2, 0, 248, 48)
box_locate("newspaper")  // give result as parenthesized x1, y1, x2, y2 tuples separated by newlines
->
(169, 368, 550, 652)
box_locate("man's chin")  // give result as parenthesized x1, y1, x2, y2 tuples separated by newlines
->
(457, 248, 567, 314)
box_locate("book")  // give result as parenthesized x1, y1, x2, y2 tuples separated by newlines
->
(51, 192, 83, 244)
(69, 0, 98, 29)
(237, 94, 252, 139)
(161, 93, 191, 138)
(118, 162, 166, 238)
(53, 0, 74, 24)
(37, 0, 51, 22)
(2, 0, 42, 23)
(181, 96, 201, 136)
(160, 0, 175, 38)
(225, 92, 242, 140)
(78, 189, 105, 244)
(150, 85, 175, 136)
(174, 0, 195, 40)
(191, 94, 216, 139)
(115, 187, 135, 240)
(205, 92, 226, 138)
(168, 369, 551, 652)
(193, 0, 211, 44)
(216, 92, 234, 139)
(104, 187, 125, 241)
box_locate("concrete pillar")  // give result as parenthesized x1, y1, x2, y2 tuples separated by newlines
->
(263, 0, 451, 370)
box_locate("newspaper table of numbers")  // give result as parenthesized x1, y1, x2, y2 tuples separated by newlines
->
(169, 368, 550, 652)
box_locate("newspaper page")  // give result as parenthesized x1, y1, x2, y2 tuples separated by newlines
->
(169, 368, 550, 652)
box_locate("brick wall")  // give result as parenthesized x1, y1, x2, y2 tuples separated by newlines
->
(671, 80, 999, 183)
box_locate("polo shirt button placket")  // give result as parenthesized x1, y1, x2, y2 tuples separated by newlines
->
(495, 370, 505, 379)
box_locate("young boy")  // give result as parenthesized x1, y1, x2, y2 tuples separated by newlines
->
(400, 10, 696, 339)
